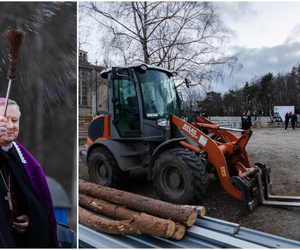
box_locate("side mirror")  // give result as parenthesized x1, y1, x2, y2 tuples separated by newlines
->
(111, 67, 122, 80)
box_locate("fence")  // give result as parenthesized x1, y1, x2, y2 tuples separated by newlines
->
(207, 116, 298, 128)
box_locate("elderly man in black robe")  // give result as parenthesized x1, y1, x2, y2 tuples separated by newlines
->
(0, 98, 58, 247)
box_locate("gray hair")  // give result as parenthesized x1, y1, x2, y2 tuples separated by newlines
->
(0, 99, 21, 117)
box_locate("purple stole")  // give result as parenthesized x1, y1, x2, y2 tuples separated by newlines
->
(13, 141, 59, 247)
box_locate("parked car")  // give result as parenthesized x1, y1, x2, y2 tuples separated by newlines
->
(273, 112, 283, 122)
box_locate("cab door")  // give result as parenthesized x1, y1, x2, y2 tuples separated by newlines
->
(112, 69, 141, 137)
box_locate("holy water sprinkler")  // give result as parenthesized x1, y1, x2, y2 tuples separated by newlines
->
(2, 29, 26, 117)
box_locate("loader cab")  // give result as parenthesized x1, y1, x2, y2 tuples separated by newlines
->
(101, 64, 181, 141)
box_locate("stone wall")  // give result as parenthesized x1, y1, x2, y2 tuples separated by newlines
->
(79, 114, 93, 139)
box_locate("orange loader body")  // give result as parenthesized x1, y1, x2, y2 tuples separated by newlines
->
(81, 63, 300, 210)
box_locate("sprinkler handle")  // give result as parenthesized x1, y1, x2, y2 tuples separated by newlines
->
(3, 79, 12, 117)
(7, 61, 17, 80)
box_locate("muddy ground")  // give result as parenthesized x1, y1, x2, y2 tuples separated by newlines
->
(79, 127, 300, 242)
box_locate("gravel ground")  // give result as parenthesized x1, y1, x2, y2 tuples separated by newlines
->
(79, 126, 300, 242)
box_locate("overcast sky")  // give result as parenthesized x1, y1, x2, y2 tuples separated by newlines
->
(79, 1, 300, 94)
(213, 1, 300, 93)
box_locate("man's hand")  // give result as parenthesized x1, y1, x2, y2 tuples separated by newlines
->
(0, 116, 7, 136)
(12, 214, 29, 234)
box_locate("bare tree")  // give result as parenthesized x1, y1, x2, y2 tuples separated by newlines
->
(180, 85, 206, 115)
(79, 1, 241, 88)
(223, 86, 244, 116)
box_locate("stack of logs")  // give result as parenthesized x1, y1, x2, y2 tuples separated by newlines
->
(79, 179, 206, 240)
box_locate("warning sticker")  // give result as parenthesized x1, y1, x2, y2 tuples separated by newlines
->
(198, 135, 208, 147)
(220, 166, 227, 177)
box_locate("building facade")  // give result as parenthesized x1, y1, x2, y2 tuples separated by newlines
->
(78, 49, 107, 115)
(78, 49, 107, 137)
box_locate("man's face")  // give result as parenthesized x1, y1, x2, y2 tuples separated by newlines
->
(0, 104, 20, 147)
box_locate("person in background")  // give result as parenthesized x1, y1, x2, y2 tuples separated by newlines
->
(57, 222, 77, 248)
(291, 113, 297, 130)
(246, 112, 252, 129)
(0, 98, 58, 247)
(285, 112, 290, 132)
(241, 112, 248, 130)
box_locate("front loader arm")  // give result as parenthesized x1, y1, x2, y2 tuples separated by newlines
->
(175, 114, 300, 210)
(171, 115, 243, 200)
(194, 115, 238, 142)
(193, 115, 253, 170)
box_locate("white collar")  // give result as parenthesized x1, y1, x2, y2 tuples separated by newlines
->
(1, 142, 27, 164)
(1, 144, 13, 152)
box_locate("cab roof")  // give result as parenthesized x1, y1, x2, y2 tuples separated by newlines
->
(100, 63, 177, 79)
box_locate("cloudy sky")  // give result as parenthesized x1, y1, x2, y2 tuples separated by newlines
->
(79, 1, 300, 94)
(213, 1, 300, 93)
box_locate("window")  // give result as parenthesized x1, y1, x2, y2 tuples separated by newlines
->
(137, 69, 180, 119)
(79, 69, 88, 106)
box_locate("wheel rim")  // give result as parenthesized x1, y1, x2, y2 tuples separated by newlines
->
(95, 160, 108, 183)
(162, 166, 184, 195)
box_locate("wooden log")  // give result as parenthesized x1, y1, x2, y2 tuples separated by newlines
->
(79, 206, 140, 235)
(79, 193, 176, 238)
(170, 223, 186, 240)
(79, 179, 197, 227)
(181, 205, 206, 218)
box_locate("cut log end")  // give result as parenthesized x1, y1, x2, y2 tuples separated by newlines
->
(165, 220, 176, 238)
(186, 209, 197, 227)
(170, 223, 186, 240)
(181, 205, 206, 218)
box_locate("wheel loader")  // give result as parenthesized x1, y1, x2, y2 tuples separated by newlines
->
(80, 63, 300, 210)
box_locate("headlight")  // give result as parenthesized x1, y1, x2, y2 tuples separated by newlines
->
(157, 119, 167, 127)
(140, 64, 148, 71)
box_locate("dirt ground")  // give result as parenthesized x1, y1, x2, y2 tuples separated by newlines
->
(79, 127, 300, 242)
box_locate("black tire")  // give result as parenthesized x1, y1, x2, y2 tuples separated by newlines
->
(88, 147, 129, 188)
(152, 147, 208, 205)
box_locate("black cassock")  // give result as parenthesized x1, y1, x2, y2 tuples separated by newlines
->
(0, 146, 56, 247)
